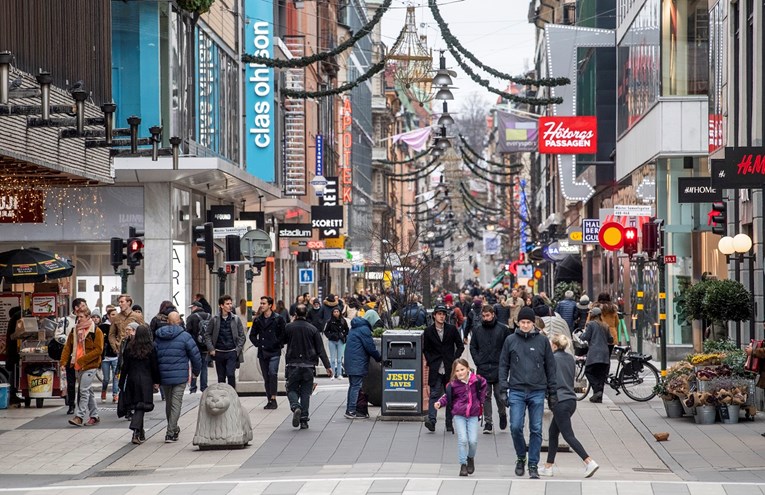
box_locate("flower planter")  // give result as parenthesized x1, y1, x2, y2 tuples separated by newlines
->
(663, 398, 684, 418)
(694, 405, 717, 425)
(718, 404, 740, 424)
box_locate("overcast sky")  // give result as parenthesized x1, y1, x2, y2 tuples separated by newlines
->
(379, 0, 537, 113)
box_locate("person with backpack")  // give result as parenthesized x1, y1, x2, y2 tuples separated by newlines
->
(443, 294, 464, 329)
(463, 297, 484, 343)
(186, 301, 211, 393)
(423, 304, 465, 433)
(205, 295, 247, 389)
(434, 358, 487, 476)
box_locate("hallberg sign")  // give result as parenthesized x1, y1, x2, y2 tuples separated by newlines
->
(711, 148, 765, 189)
(244, 0, 275, 180)
(538, 116, 597, 154)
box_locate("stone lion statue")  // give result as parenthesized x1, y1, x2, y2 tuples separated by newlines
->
(193, 383, 253, 450)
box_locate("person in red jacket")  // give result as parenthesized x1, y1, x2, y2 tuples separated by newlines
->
(435, 358, 487, 477)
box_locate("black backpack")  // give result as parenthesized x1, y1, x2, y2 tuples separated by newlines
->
(193, 313, 211, 345)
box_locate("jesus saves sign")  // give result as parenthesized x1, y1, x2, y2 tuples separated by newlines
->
(538, 116, 598, 154)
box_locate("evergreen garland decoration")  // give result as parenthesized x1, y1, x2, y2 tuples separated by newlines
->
(408, 202, 449, 221)
(459, 183, 501, 212)
(445, 42, 563, 105)
(283, 59, 387, 98)
(428, 0, 568, 87)
(376, 149, 431, 164)
(461, 149, 519, 177)
(400, 188, 446, 207)
(385, 156, 440, 179)
(242, 0, 394, 69)
(408, 196, 449, 216)
(462, 155, 514, 186)
(460, 135, 523, 169)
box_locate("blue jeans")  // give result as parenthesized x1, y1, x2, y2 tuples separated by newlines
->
(327, 340, 345, 377)
(508, 388, 545, 467)
(452, 415, 479, 465)
(346, 375, 364, 414)
(101, 358, 118, 395)
(189, 353, 208, 392)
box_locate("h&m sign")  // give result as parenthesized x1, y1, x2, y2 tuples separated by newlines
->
(711, 148, 765, 189)
(677, 177, 721, 203)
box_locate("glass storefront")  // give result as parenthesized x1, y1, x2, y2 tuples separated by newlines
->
(661, 0, 709, 96)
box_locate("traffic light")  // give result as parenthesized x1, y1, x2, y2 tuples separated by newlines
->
(642, 221, 659, 259)
(623, 227, 638, 258)
(225, 234, 241, 274)
(195, 222, 215, 271)
(110, 237, 126, 272)
(711, 202, 727, 235)
(126, 226, 144, 270)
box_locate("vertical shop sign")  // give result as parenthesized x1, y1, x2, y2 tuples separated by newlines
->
(172, 245, 186, 310)
(244, 0, 275, 180)
(315, 134, 324, 176)
(341, 98, 353, 203)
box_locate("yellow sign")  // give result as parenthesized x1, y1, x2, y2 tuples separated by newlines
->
(659, 292, 666, 299)
(569, 230, 583, 242)
(636, 304, 644, 310)
(637, 291, 644, 297)
(324, 237, 345, 249)
(659, 313, 667, 320)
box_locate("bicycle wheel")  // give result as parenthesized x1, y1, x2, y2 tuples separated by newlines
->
(574, 359, 591, 401)
(619, 360, 659, 401)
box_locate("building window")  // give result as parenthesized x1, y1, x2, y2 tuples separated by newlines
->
(708, 1, 725, 152)
(661, 0, 709, 96)
(617, 0, 660, 135)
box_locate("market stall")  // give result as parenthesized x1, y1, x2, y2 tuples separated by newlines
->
(12, 315, 62, 408)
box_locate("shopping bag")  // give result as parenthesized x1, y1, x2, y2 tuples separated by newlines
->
(744, 339, 764, 372)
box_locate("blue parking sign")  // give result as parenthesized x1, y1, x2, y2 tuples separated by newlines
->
(299, 268, 314, 284)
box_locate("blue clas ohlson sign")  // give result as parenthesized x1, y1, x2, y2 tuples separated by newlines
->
(245, 0, 274, 181)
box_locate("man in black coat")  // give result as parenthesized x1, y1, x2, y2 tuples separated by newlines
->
(423, 304, 465, 433)
(282, 304, 332, 429)
(249, 296, 286, 410)
(470, 304, 512, 433)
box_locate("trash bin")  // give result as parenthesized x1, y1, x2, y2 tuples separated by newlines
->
(381, 330, 423, 416)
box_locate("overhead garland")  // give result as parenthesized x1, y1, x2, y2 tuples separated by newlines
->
(375, 149, 430, 164)
(460, 135, 522, 169)
(428, 0, 568, 87)
(242, 0, 394, 68)
(283, 59, 387, 98)
(385, 156, 441, 179)
(461, 149, 519, 177)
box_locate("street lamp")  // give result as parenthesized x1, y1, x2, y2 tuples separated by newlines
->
(718, 233, 755, 344)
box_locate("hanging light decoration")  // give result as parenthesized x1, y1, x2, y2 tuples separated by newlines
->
(387, 6, 434, 106)
(434, 85, 454, 100)
(437, 101, 455, 126)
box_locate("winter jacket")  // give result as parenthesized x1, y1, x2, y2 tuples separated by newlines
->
(249, 312, 286, 359)
(284, 318, 331, 368)
(540, 314, 574, 356)
(494, 303, 511, 326)
(60, 323, 104, 371)
(109, 309, 144, 354)
(464, 305, 483, 339)
(423, 322, 464, 385)
(552, 350, 577, 402)
(400, 303, 427, 327)
(581, 320, 613, 366)
(343, 317, 382, 376)
(751, 346, 765, 389)
(319, 299, 345, 326)
(118, 347, 160, 416)
(154, 324, 202, 386)
(207, 312, 246, 363)
(555, 299, 577, 331)
(437, 372, 488, 418)
(588, 302, 619, 343)
(185, 310, 210, 354)
(307, 305, 324, 329)
(469, 318, 512, 382)
(323, 316, 349, 342)
(574, 305, 590, 331)
(498, 327, 557, 395)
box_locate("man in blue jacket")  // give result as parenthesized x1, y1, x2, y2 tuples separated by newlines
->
(343, 317, 382, 419)
(498, 306, 558, 480)
(554, 290, 577, 332)
(155, 311, 202, 443)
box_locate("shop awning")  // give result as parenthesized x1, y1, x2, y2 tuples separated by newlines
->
(489, 271, 509, 289)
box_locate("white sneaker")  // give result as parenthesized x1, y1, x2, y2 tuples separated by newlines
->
(538, 465, 555, 477)
(330, 376, 335, 381)
(584, 460, 599, 478)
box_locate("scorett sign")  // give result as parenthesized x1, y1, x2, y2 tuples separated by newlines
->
(311, 206, 344, 230)
(677, 177, 721, 203)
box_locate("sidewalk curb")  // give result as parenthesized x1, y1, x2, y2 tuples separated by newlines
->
(619, 403, 692, 481)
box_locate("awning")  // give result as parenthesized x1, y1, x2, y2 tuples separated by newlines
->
(489, 271, 509, 289)
(603, 214, 651, 230)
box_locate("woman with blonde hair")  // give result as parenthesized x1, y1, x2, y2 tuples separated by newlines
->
(539, 333, 598, 478)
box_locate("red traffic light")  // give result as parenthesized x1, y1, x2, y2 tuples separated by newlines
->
(623, 227, 638, 258)
(129, 239, 143, 252)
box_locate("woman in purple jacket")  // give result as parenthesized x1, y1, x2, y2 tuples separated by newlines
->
(435, 358, 488, 476)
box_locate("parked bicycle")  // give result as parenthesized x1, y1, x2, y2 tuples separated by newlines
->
(574, 345, 659, 402)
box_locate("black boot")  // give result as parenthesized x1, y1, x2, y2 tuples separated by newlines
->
(131, 431, 141, 445)
(459, 464, 468, 476)
(445, 422, 454, 434)
(66, 405, 75, 415)
(139, 429, 146, 442)
(467, 457, 475, 474)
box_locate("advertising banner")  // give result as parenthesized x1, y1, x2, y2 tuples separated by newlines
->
(278, 223, 312, 238)
(0, 191, 43, 223)
(496, 110, 537, 153)
(244, 0, 275, 180)
(311, 206, 344, 230)
(677, 177, 721, 203)
(482, 231, 500, 255)
(711, 149, 765, 189)
(318, 177, 340, 239)
(538, 116, 597, 154)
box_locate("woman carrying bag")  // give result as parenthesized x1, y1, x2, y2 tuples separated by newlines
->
(118, 324, 160, 444)
(580, 307, 613, 403)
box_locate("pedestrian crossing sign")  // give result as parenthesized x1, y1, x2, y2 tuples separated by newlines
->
(299, 268, 314, 284)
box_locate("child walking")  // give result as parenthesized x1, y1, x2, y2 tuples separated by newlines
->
(435, 358, 488, 476)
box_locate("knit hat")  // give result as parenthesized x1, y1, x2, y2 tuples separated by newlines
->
(189, 301, 203, 310)
(127, 321, 140, 330)
(579, 295, 590, 305)
(517, 307, 536, 322)
(90, 309, 101, 318)
(444, 293, 453, 304)
(589, 307, 602, 317)
(473, 297, 482, 305)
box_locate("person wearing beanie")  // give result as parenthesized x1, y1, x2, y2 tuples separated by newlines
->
(499, 304, 557, 479)
(443, 293, 465, 328)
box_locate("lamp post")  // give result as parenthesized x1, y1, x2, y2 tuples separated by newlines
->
(718, 233, 755, 345)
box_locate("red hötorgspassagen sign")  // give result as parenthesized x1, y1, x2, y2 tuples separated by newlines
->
(538, 116, 598, 154)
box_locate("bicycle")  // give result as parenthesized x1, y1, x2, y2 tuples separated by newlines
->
(574, 345, 659, 402)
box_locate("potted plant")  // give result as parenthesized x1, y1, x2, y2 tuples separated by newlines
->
(703, 280, 753, 340)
